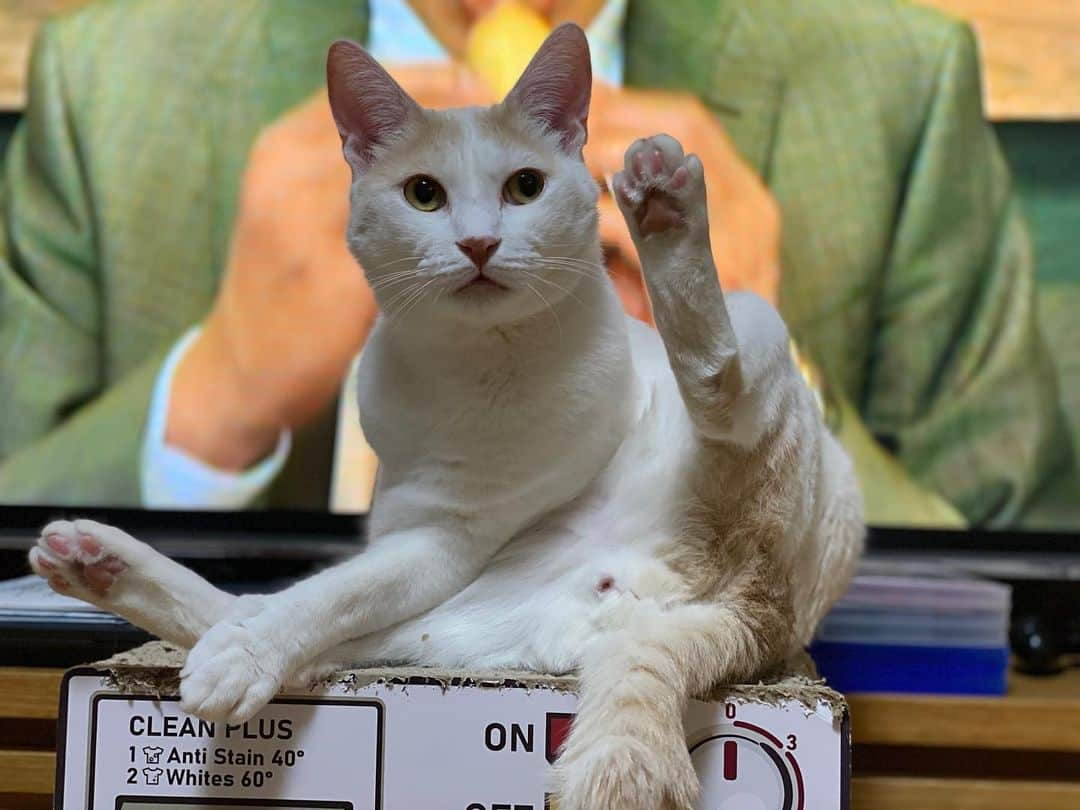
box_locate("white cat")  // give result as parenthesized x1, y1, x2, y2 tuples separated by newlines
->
(29, 25, 862, 809)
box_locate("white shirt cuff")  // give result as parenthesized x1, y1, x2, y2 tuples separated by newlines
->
(140, 327, 291, 509)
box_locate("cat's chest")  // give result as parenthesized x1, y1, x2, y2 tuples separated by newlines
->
(359, 338, 633, 491)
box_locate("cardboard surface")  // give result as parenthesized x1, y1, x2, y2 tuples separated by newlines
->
(54, 643, 849, 809)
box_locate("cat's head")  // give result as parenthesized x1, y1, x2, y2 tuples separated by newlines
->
(327, 24, 601, 329)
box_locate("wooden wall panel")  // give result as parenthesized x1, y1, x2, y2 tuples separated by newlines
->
(0, 1, 86, 111)
(1, 1, 1078, 118)
(917, 0, 1080, 119)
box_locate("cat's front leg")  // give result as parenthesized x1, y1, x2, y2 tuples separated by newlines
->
(613, 135, 792, 447)
(179, 522, 493, 722)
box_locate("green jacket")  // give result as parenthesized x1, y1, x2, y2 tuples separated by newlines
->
(0, 0, 1069, 524)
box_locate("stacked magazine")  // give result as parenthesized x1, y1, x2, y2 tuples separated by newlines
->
(810, 561, 1012, 695)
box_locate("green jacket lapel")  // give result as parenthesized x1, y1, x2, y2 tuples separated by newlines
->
(702, 53, 787, 181)
(624, 0, 786, 178)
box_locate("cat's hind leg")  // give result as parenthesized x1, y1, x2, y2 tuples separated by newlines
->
(28, 519, 235, 648)
(554, 579, 792, 810)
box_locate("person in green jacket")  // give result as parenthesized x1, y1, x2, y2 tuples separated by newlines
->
(0, 0, 1069, 528)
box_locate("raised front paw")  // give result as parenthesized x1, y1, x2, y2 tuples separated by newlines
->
(28, 519, 138, 601)
(180, 615, 285, 723)
(613, 134, 707, 239)
(554, 730, 698, 810)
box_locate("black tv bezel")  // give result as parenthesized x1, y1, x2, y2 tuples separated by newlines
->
(0, 505, 366, 559)
(867, 525, 1080, 555)
(2, 505, 1080, 556)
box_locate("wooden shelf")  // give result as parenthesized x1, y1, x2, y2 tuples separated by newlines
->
(848, 668, 1080, 752)
(0, 751, 54, 795)
(0, 668, 63, 720)
(854, 776, 1080, 810)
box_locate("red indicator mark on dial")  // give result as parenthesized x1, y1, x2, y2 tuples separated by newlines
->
(723, 740, 738, 781)
(734, 720, 783, 750)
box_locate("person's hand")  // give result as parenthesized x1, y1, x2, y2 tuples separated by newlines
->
(168, 93, 371, 471)
(585, 82, 781, 307)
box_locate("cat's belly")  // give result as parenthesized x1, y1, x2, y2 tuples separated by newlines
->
(359, 324, 697, 671)
(364, 518, 681, 672)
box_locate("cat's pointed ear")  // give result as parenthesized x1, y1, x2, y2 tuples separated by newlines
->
(327, 39, 421, 172)
(503, 23, 592, 155)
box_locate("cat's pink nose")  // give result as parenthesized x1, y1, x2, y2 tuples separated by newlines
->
(457, 236, 501, 271)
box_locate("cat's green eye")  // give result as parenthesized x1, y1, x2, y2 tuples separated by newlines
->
(404, 175, 446, 212)
(504, 169, 545, 205)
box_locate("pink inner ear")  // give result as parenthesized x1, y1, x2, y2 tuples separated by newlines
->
(504, 23, 592, 154)
(326, 39, 420, 170)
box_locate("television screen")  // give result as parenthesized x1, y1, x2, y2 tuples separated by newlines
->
(0, 0, 1076, 533)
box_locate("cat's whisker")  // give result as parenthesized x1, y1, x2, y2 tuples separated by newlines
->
(533, 260, 605, 276)
(392, 282, 434, 317)
(384, 290, 426, 337)
(370, 274, 422, 292)
(530, 261, 609, 285)
(371, 264, 429, 281)
(370, 277, 415, 291)
(536, 257, 608, 272)
(364, 255, 425, 273)
(522, 279, 563, 343)
(389, 276, 442, 327)
(374, 265, 423, 277)
(518, 270, 587, 310)
(533, 240, 602, 248)
(368, 272, 424, 290)
(544, 254, 608, 268)
(390, 284, 437, 335)
(530, 253, 605, 267)
(405, 277, 442, 315)
(381, 278, 428, 313)
(380, 278, 420, 306)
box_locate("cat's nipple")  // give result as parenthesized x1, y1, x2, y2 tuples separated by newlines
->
(596, 575, 617, 595)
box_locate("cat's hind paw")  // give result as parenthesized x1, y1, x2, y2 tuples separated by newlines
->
(554, 731, 698, 810)
(180, 616, 284, 723)
(613, 134, 706, 240)
(29, 519, 135, 601)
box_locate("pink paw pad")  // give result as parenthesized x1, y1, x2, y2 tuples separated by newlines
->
(82, 557, 127, 595)
(78, 533, 102, 555)
(34, 527, 129, 598)
(45, 533, 71, 556)
(637, 195, 683, 235)
(670, 165, 690, 190)
(649, 148, 664, 173)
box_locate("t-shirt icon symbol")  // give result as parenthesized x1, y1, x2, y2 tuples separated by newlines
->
(142, 746, 164, 764)
(143, 767, 164, 786)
